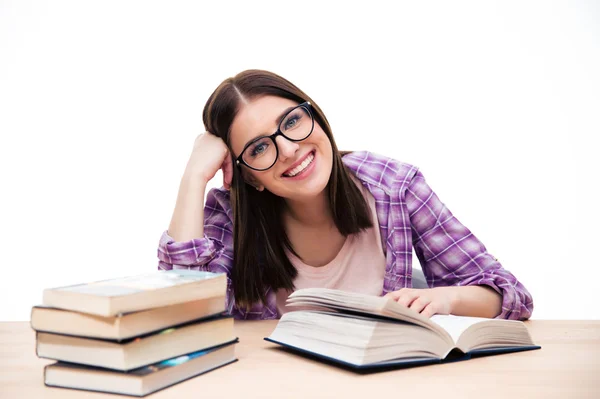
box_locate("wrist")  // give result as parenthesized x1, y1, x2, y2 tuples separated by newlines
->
(182, 170, 209, 188)
(449, 287, 461, 314)
(435, 286, 461, 314)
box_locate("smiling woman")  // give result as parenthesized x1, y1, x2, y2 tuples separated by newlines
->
(157, 69, 535, 322)
(199, 72, 373, 311)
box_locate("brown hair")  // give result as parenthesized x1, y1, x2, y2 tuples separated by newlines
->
(202, 69, 372, 310)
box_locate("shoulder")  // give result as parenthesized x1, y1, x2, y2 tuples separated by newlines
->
(341, 151, 420, 194)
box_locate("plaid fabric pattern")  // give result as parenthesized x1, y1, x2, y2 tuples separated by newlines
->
(158, 151, 533, 320)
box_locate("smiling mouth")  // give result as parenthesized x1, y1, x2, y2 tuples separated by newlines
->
(282, 150, 316, 177)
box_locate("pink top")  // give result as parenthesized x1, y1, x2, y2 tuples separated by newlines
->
(275, 175, 387, 317)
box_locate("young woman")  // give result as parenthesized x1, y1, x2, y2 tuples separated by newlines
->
(157, 69, 534, 321)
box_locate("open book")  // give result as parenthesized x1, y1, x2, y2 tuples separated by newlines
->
(265, 288, 541, 370)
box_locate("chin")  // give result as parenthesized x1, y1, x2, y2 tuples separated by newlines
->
(283, 167, 331, 200)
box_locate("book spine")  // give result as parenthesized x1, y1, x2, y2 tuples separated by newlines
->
(29, 307, 36, 331)
(35, 331, 39, 358)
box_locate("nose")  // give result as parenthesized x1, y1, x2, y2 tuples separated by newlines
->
(276, 135, 300, 162)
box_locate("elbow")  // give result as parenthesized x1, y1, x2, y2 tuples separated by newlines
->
(497, 290, 534, 321)
(158, 260, 174, 271)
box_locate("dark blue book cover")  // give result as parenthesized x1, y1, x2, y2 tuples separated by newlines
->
(264, 337, 541, 373)
(44, 339, 239, 396)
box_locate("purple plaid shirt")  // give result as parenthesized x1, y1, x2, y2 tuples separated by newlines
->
(157, 151, 534, 321)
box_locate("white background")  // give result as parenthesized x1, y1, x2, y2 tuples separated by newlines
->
(1, 1, 598, 321)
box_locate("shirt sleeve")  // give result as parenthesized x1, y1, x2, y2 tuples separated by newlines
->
(156, 187, 244, 318)
(405, 170, 534, 320)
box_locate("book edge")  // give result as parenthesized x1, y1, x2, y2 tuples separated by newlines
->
(34, 312, 232, 343)
(467, 345, 542, 357)
(264, 338, 542, 370)
(46, 338, 240, 372)
(264, 337, 442, 370)
(44, 358, 238, 397)
(43, 270, 226, 295)
(38, 337, 240, 372)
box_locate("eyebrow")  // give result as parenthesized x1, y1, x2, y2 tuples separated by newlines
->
(242, 105, 296, 149)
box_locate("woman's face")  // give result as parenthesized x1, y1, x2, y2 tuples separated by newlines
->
(230, 95, 333, 201)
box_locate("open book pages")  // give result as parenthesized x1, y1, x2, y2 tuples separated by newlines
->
(276, 288, 536, 365)
(429, 314, 534, 352)
(286, 288, 452, 343)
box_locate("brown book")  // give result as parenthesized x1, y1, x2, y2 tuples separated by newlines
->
(31, 295, 226, 341)
(36, 314, 236, 371)
(44, 340, 238, 397)
(42, 270, 226, 317)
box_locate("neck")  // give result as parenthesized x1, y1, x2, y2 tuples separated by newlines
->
(283, 189, 333, 228)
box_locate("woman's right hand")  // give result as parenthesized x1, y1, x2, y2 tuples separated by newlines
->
(184, 132, 233, 190)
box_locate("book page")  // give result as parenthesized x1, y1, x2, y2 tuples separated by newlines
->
(287, 288, 453, 343)
(429, 314, 490, 343)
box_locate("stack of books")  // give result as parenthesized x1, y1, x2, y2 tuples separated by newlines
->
(266, 288, 541, 371)
(31, 270, 238, 396)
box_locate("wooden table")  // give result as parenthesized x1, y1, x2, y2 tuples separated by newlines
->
(1, 320, 599, 398)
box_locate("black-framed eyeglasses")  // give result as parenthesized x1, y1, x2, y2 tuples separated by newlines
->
(235, 101, 314, 171)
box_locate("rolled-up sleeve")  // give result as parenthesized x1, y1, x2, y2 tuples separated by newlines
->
(156, 188, 239, 316)
(157, 230, 224, 268)
(405, 170, 534, 320)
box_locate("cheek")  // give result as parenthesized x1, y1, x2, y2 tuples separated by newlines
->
(315, 131, 332, 151)
(315, 133, 333, 159)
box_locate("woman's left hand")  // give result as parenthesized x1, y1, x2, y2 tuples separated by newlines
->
(384, 287, 459, 318)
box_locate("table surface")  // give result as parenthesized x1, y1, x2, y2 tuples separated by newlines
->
(1, 320, 599, 399)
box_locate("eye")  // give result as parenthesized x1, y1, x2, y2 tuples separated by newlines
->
(250, 141, 269, 157)
(284, 113, 302, 130)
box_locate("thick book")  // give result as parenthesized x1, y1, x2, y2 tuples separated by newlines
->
(44, 340, 239, 397)
(265, 288, 541, 370)
(42, 270, 226, 317)
(36, 314, 236, 371)
(31, 295, 226, 340)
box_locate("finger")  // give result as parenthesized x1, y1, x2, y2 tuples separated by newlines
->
(384, 288, 409, 301)
(421, 303, 437, 318)
(397, 290, 420, 308)
(384, 291, 397, 300)
(409, 297, 431, 314)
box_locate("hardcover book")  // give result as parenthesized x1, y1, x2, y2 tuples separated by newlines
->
(31, 295, 226, 340)
(42, 270, 226, 317)
(265, 288, 541, 370)
(44, 340, 239, 397)
(37, 313, 236, 371)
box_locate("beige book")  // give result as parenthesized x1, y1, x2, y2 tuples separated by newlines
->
(31, 295, 225, 340)
(266, 288, 540, 369)
(37, 315, 236, 371)
(42, 270, 226, 317)
(44, 340, 238, 397)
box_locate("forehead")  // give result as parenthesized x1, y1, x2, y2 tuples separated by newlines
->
(230, 96, 299, 155)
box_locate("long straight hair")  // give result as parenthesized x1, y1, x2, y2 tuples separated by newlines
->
(202, 69, 372, 310)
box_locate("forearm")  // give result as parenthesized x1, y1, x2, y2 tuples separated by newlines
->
(446, 285, 503, 319)
(167, 173, 207, 242)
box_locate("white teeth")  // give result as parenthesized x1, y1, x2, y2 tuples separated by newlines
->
(284, 152, 314, 177)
